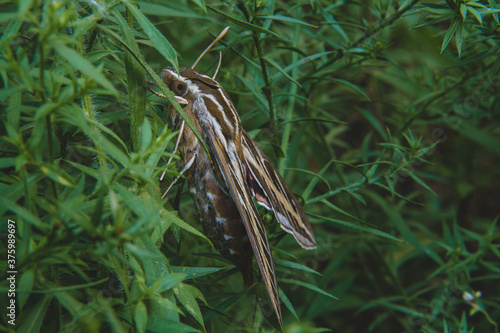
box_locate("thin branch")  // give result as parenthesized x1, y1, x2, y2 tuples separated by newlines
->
(318, 0, 421, 71)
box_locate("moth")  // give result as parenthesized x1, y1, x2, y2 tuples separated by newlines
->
(153, 31, 316, 326)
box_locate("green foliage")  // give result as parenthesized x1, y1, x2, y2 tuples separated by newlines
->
(1, 0, 499, 332)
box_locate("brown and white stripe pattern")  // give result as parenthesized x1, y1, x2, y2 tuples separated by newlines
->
(161, 67, 316, 326)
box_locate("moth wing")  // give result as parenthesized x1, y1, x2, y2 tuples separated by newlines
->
(242, 131, 316, 249)
(198, 116, 282, 326)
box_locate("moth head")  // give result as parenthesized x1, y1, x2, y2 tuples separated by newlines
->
(162, 68, 203, 128)
(161, 67, 225, 126)
(162, 67, 220, 96)
(162, 67, 189, 98)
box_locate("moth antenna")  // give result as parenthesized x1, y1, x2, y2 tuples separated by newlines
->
(159, 120, 185, 182)
(212, 51, 223, 79)
(148, 86, 189, 106)
(192, 26, 230, 70)
(147, 86, 167, 99)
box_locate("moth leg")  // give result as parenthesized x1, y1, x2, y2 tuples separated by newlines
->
(159, 120, 186, 182)
(161, 152, 196, 200)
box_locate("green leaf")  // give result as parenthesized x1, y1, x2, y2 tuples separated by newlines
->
(301, 160, 333, 201)
(151, 295, 184, 315)
(25, 279, 109, 293)
(421, 5, 455, 15)
(124, 2, 179, 72)
(365, 191, 443, 263)
(345, 191, 366, 205)
(140, 119, 153, 153)
(17, 295, 53, 333)
(170, 266, 224, 279)
(83, 126, 129, 167)
(147, 317, 200, 332)
(117, 10, 147, 152)
(275, 259, 322, 275)
(18, 269, 34, 310)
(257, 14, 318, 28)
(321, 199, 365, 223)
(0, 197, 48, 231)
(360, 299, 426, 317)
(443, 318, 450, 333)
(458, 123, 500, 156)
(286, 167, 331, 193)
(280, 278, 338, 300)
(153, 273, 188, 293)
(330, 78, 371, 101)
(280, 51, 333, 74)
(317, 1, 349, 42)
(358, 107, 387, 140)
(441, 17, 459, 53)
(174, 283, 206, 330)
(406, 171, 437, 196)
(309, 212, 402, 242)
(0, 12, 18, 24)
(166, 210, 212, 244)
(456, 20, 463, 58)
(85, 116, 130, 154)
(113, 185, 150, 219)
(50, 39, 118, 95)
(137, 1, 206, 18)
(467, 6, 483, 25)
(0, 17, 22, 47)
(145, 126, 176, 177)
(125, 243, 162, 260)
(135, 301, 148, 333)
(460, 3, 468, 20)
(207, 5, 280, 38)
(204, 288, 247, 323)
(54, 292, 83, 316)
(192, 0, 207, 13)
(0, 157, 15, 168)
(40, 163, 76, 187)
(64, 160, 100, 179)
(459, 311, 468, 333)
(278, 288, 298, 320)
(0, 86, 22, 102)
(236, 74, 268, 112)
(264, 56, 301, 87)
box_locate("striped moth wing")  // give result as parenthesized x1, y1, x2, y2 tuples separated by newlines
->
(242, 132, 316, 249)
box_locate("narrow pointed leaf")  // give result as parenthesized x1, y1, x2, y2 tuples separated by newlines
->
(207, 5, 280, 38)
(124, 2, 179, 72)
